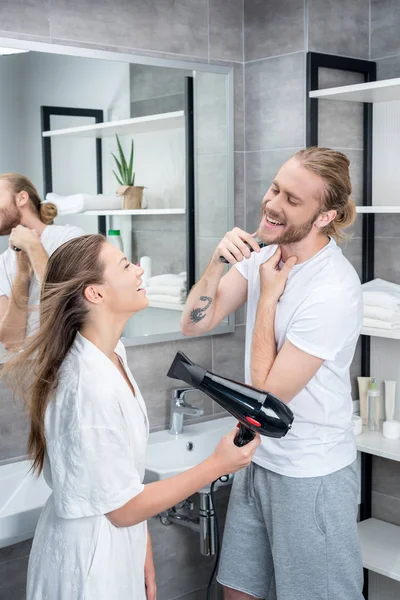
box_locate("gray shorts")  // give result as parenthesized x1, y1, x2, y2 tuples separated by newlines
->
(217, 461, 363, 600)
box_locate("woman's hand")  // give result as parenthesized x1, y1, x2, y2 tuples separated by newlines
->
(210, 428, 261, 476)
(144, 532, 156, 600)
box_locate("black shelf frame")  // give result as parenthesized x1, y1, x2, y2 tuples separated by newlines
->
(306, 51, 377, 599)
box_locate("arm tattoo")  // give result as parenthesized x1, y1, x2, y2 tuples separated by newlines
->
(190, 296, 212, 324)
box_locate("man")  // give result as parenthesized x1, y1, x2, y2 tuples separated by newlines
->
(0, 173, 84, 350)
(181, 147, 363, 599)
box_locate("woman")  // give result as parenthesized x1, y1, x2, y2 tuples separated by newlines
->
(2, 234, 260, 600)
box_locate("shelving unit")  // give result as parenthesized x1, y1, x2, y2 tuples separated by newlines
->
(81, 208, 185, 216)
(42, 111, 185, 139)
(306, 52, 400, 598)
(356, 206, 400, 213)
(361, 327, 400, 341)
(309, 77, 400, 103)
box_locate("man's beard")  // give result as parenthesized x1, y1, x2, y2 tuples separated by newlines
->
(258, 209, 320, 246)
(0, 203, 20, 236)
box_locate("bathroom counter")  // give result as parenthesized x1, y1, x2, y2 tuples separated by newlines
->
(356, 428, 400, 463)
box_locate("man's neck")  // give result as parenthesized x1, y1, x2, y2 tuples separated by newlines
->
(280, 233, 330, 264)
(20, 213, 47, 236)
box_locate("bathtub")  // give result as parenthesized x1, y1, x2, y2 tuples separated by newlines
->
(0, 459, 51, 549)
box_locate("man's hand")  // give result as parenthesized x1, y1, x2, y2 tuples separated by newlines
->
(259, 247, 297, 303)
(213, 228, 261, 265)
(15, 250, 32, 278)
(9, 226, 40, 254)
(144, 533, 156, 600)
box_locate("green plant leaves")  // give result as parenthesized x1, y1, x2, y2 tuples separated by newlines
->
(111, 134, 135, 186)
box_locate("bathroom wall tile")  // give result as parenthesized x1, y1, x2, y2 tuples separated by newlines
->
(341, 237, 362, 280)
(372, 455, 400, 499)
(245, 148, 302, 234)
(376, 54, 400, 81)
(234, 62, 245, 152)
(0, 383, 29, 462)
(132, 229, 186, 276)
(371, 0, 400, 59)
(130, 94, 185, 118)
(375, 214, 400, 239)
(244, 0, 304, 62)
(308, 0, 369, 59)
(131, 215, 186, 234)
(212, 325, 245, 382)
(0, 540, 32, 566)
(195, 71, 227, 156)
(346, 213, 363, 240)
(197, 153, 229, 239)
(245, 53, 304, 152)
(375, 238, 400, 284)
(372, 491, 400, 527)
(0, 555, 29, 600)
(129, 64, 188, 104)
(125, 336, 213, 431)
(50, 0, 209, 58)
(209, 0, 243, 62)
(318, 69, 364, 152)
(0, 0, 50, 38)
(234, 152, 245, 230)
(369, 571, 400, 600)
(236, 304, 246, 327)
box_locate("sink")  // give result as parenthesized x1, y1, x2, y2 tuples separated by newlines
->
(145, 416, 237, 490)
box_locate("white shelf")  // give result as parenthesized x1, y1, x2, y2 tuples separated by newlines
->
(81, 208, 185, 216)
(358, 518, 400, 582)
(356, 206, 400, 213)
(42, 111, 185, 138)
(361, 326, 400, 340)
(148, 301, 184, 311)
(309, 78, 400, 103)
(356, 429, 400, 462)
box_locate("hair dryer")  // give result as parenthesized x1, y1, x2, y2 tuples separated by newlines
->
(167, 351, 294, 446)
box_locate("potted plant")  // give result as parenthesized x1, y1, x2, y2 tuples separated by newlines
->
(112, 134, 146, 210)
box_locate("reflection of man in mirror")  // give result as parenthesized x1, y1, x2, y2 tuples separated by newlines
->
(0, 173, 84, 351)
(181, 147, 364, 600)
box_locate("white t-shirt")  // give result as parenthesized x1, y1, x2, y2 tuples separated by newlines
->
(236, 238, 363, 478)
(0, 224, 84, 336)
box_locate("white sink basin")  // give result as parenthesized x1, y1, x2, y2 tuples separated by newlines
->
(145, 416, 237, 491)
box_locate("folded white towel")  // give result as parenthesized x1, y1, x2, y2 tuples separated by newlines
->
(147, 273, 186, 287)
(362, 279, 400, 310)
(364, 305, 400, 323)
(145, 285, 186, 298)
(363, 317, 400, 330)
(45, 192, 122, 215)
(146, 293, 184, 305)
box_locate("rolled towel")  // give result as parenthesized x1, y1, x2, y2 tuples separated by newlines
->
(45, 192, 122, 215)
(364, 305, 400, 323)
(363, 317, 400, 330)
(146, 294, 184, 305)
(362, 279, 400, 306)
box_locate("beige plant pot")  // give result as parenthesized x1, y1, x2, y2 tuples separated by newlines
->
(117, 185, 146, 210)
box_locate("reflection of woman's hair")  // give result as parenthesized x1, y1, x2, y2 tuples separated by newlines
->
(0, 173, 58, 225)
(2, 234, 106, 475)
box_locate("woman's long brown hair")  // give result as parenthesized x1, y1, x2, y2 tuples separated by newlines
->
(1, 234, 106, 475)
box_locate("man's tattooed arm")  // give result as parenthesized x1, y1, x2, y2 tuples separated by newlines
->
(189, 296, 212, 324)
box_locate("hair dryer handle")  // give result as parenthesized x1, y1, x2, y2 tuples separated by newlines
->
(234, 423, 256, 447)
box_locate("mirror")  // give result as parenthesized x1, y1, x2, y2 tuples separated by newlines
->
(0, 42, 234, 346)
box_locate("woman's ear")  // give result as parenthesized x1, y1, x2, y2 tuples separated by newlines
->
(83, 285, 104, 305)
(314, 209, 337, 229)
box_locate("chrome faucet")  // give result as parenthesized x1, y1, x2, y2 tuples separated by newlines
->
(169, 387, 204, 435)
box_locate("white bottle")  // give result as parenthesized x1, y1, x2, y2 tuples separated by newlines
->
(107, 229, 124, 252)
(367, 378, 381, 432)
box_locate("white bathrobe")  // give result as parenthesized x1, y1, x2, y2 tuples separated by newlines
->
(27, 332, 149, 600)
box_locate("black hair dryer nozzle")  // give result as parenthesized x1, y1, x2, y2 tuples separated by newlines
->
(167, 351, 294, 446)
